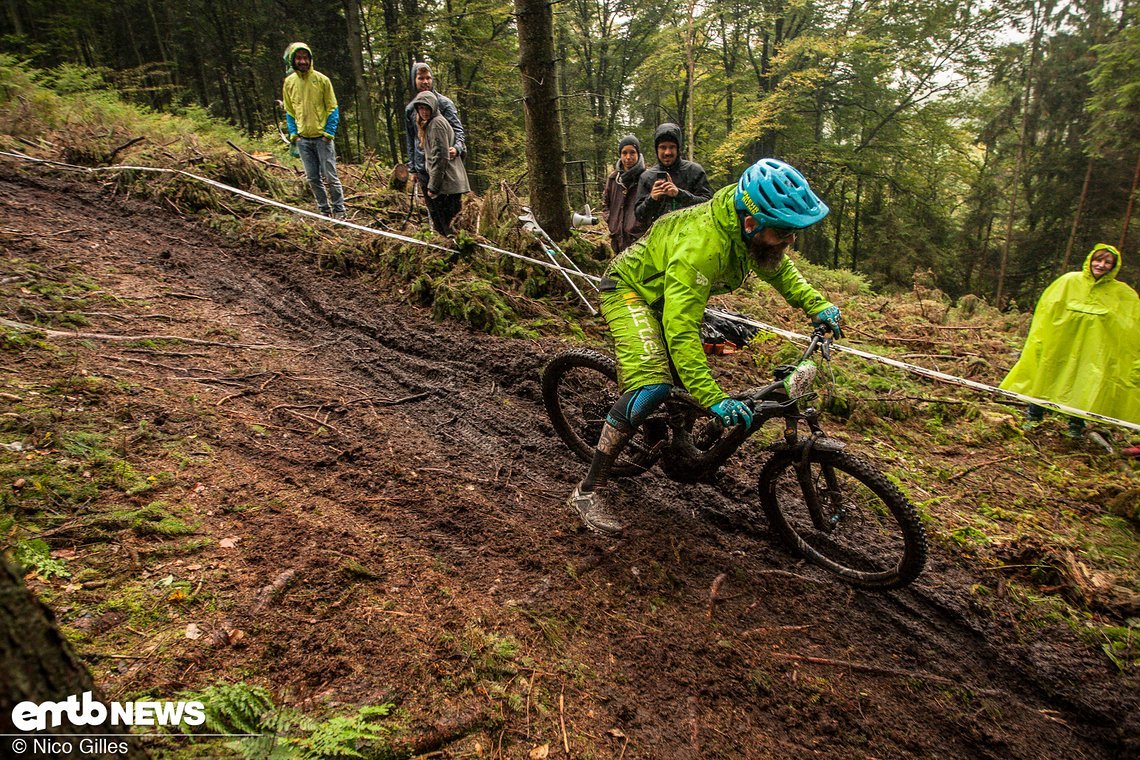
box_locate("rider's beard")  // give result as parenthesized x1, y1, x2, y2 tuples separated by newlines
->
(748, 237, 790, 271)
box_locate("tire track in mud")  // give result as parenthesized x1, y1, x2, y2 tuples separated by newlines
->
(113, 189, 1140, 755)
(3, 166, 1136, 757)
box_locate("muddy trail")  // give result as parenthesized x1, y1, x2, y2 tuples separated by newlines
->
(2, 164, 1137, 759)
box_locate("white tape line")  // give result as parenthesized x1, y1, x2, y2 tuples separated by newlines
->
(705, 308, 1140, 434)
(4, 150, 1137, 434)
(0, 150, 601, 281)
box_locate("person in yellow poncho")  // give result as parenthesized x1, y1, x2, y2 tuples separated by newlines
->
(1000, 244, 1140, 441)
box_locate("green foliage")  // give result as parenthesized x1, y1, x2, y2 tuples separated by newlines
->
(178, 681, 399, 759)
(13, 538, 71, 579)
(182, 681, 276, 736)
(286, 704, 395, 759)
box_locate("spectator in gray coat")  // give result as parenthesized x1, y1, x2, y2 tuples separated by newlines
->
(412, 90, 470, 236)
(601, 134, 646, 254)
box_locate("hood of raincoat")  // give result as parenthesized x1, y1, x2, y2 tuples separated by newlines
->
(1083, 242, 1122, 283)
(1000, 242, 1139, 424)
(283, 42, 313, 74)
(411, 90, 440, 121)
(654, 122, 682, 152)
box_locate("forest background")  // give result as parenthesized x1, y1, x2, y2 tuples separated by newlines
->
(2, 0, 1137, 307)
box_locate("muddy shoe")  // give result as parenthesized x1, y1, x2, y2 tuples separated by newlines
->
(568, 485, 624, 535)
(1085, 431, 1114, 454)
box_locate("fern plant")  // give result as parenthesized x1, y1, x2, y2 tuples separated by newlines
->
(177, 681, 399, 759)
(286, 704, 395, 759)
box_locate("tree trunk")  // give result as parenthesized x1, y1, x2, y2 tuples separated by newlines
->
(343, 0, 380, 156)
(515, 0, 570, 239)
(685, 0, 696, 161)
(5, 0, 25, 36)
(1061, 156, 1094, 272)
(1120, 150, 1140, 251)
(0, 557, 144, 757)
(995, 3, 1040, 308)
(852, 175, 863, 270)
(832, 178, 846, 269)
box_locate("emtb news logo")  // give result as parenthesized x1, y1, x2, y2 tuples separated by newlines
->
(12, 691, 206, 731)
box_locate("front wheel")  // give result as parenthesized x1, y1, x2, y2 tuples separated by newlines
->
(758, 448, 927, 589)
(541, 349, 663, 477)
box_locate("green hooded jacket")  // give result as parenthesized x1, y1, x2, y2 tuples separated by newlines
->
(1000, 244, 1140, 424)
(282, 42, 339, 140)
(606, 184, 834, 407)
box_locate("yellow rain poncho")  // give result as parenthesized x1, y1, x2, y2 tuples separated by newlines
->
(1000, 244, 1140, 424)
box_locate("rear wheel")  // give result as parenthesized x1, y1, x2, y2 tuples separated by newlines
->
(541, 349, 663, 477)
(758, 448, 927, 589)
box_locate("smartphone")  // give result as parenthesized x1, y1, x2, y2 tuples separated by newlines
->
(655, 170, 672, 183)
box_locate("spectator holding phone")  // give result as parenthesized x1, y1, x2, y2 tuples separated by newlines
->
(634, 122, 712, 229)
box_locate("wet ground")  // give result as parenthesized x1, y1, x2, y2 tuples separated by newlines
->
(1, 164, 1137, 758)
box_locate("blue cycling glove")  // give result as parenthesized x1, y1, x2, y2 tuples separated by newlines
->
(710, 398, 753, 428)
(812, 305, 842, 338)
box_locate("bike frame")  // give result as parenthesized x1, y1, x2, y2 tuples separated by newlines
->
(646, 325, 840, 478)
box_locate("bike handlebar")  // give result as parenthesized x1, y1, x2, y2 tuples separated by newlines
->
(799, 324, 834, 363)
(677, 323, 836, 419)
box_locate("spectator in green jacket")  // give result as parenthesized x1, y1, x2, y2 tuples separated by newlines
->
(1001, 243, 1139, 440)
(282, 42, 346, 219)
(569, 159, 842, 535)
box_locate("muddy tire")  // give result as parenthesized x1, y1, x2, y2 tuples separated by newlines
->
(541, 349, 662, 477)
(758, 448, 927, 589)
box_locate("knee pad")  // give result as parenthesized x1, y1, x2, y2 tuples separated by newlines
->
(607, 383, 671, 430)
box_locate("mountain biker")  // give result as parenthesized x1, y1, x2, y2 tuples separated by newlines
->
(568, 158, 843, 535)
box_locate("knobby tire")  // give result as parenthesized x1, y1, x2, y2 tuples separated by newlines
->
(758, 448, 927, 589)
(541, 349, 662, 477)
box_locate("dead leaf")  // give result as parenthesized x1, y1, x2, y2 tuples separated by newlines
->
(219, 536, 239, 549)
(608, 728, 627, 739)
(185, 623, 202, 640)
(167, 588, 188, 602)
(528, 745, 549, 759)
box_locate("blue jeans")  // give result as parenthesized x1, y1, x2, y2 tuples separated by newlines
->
(1027, 403, 1085, 434)
(297, 137, 345, 214)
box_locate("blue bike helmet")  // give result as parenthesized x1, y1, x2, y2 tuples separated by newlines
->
(734, 158, 829, 237)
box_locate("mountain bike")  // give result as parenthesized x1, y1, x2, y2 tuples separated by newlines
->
(541, 325, 927, 590)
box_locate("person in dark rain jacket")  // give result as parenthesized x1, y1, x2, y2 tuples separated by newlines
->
(633, 122, 712, 229)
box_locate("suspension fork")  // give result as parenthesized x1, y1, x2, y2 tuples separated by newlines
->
(789, 409, 842, 532)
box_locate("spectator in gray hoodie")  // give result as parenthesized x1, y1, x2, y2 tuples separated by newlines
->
(404, 63, 466, 184)
(411, 90, 470, 236)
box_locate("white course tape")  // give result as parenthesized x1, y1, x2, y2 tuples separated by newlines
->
(3, 149, 1137, 434)
(0, 150, 597, 281)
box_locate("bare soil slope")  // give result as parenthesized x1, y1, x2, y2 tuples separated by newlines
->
(2, 165, 1137, 758)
